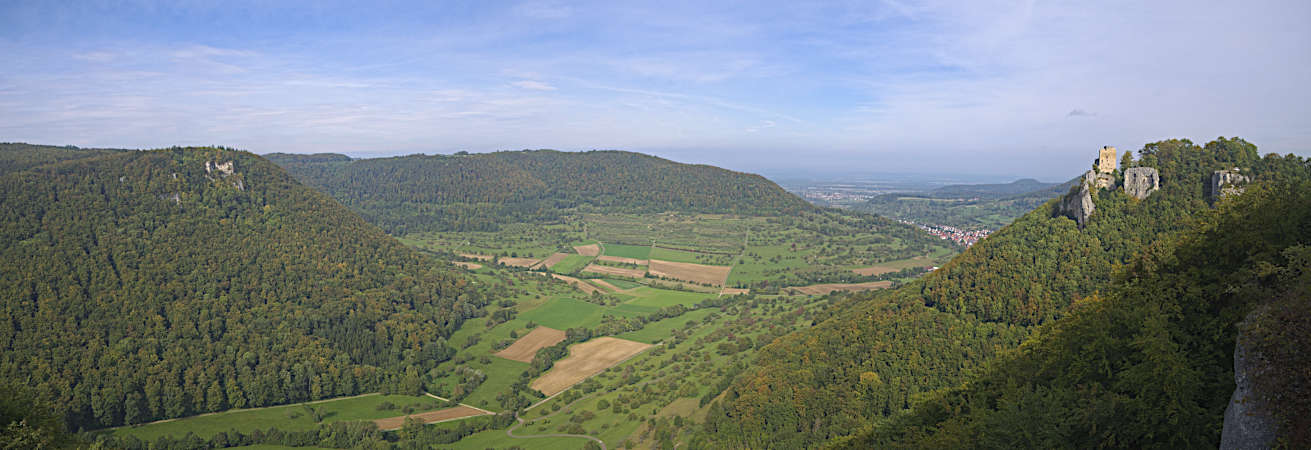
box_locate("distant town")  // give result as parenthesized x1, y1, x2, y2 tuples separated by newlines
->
(901, 220, 991, 247)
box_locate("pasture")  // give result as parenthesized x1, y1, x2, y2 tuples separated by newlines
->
(600, 243, 652, 259)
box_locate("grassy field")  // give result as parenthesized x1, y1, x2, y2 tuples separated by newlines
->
(550, 254, 595, 274)
(112, 208, 961, 448)
(109, 394, 448, 441)
(648, 246, 713, 264)
(599, 278, 642, 289)
(601, 243, 652, 259)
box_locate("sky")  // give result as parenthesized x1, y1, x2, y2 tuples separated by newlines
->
(2, 0, 1308, 179)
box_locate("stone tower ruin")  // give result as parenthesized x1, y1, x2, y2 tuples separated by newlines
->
(1097, 146, 1117, 174)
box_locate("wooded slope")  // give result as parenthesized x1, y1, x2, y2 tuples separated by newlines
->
(266, 150, 815, 233)
(0, 147, 480, 430)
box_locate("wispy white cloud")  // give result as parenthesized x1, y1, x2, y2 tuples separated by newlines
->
(511, 80, 556, 91)
(0, 0, 1307, 176)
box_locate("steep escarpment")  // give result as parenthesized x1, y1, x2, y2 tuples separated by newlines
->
(697, 137, 1307, 448)
(266, 149, 814, 233)
(846, 172, 1310, 449)
(0, 147, 479, 430)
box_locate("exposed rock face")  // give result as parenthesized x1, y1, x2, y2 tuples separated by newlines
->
(1213, 168, 1250, 201)
(1123, 167, 1160, 200)
(1221, 315, 1277, 450)
(1059, 171, 1097, 227)
(206, 160, 235, 176)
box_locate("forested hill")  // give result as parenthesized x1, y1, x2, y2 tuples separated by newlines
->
(929, 178, 1061, 198)
(696, 138, 1310, 448)
(848, 170, 1311, 448)
(0, 142, 129, 176)
(0, 147, 480, 431)
(265, 150, 815, 233)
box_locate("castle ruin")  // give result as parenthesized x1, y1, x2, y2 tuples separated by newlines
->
(1097, 146, 1117, 174)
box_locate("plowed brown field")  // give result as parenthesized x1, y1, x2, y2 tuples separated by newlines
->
(499, 257, 541, 268)
(530, 337, 653, 396)
(596, 255, 648, 265)
(574, 243, 601, 256)
(494, 327, 567, 363)
(786, 281, 892, 295)
(581, 264, 646, 279)
(648, 259, 731, 286)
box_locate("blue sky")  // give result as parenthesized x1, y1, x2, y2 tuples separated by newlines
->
(2, 0, 1308, 178)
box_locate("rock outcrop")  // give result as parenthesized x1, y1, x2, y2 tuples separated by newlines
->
(1221, 315, 1277, 450)
(1059, 171, 1097, 227)
(206, 160, 235, 176)
(1123, 167, 1160, 200)
(1212, 168, 1250, 201)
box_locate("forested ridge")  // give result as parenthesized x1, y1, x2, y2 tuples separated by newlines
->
(266, 150, 815, 233)
(0, 146, 482, 431)
(846, 169, 1311, 448)
(697, 138, 1311, 448)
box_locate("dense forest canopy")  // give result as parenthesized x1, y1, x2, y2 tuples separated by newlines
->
(697, 138, 1310, 448)
(266, 150, 815, 233)
(0, 146, 480, 431)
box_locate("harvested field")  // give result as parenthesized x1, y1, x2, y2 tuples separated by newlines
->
(851, 256, 932, 276)
(537, 252, 570, 269)
(452, 261, 483, 270)
(459, 253, 493, 261)
(498, 257, 541, 268)
(494, 327, 567, 363)
(720, 287, 750, 296)
(596, 255, 648, 265)
(372, 405, 488, 430)
(581, 264, 647, 279)
(552, 274, 602, 295)
(530, 337, 653, 396)
(648, 259, 731, 286)
(573, 243, 601, 256)
(787, 281, 892, 295)
(589, 279, 622, 292)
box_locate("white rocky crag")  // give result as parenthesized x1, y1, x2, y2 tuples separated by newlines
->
(1059, 171, 1098, 228)
(1123, 167, 1160, 200)
(206, 160, 235, 176)
(204, 160, 245, 191)
(1212, 168, 1250, 201)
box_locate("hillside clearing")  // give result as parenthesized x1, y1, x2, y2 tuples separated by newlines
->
(530, 337, 653, 396)
(596, 255, 648, 265)
(648, 259, 731, 286)
(537, 252, 570, 269)
(372, 405, 490, 430)
(573, 243, 601, 256)
(453, 261, 483, 270)
(498, 257, 541, 268)
(851, 256, 933, 276)
(551, 274, 603, 295)
(494, 327, 568, 363)
(582, 264, 647, 279)
(787, 281, 893, 295)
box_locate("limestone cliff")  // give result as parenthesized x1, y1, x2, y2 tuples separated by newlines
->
(1123, 167, 1160, 200)
(1059, 171, 1097, 227)
(1212, 168, 1250, 201)
(1221, 313, 1277, 450)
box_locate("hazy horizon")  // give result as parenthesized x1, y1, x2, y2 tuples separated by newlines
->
(3, 0, 1308, 177)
